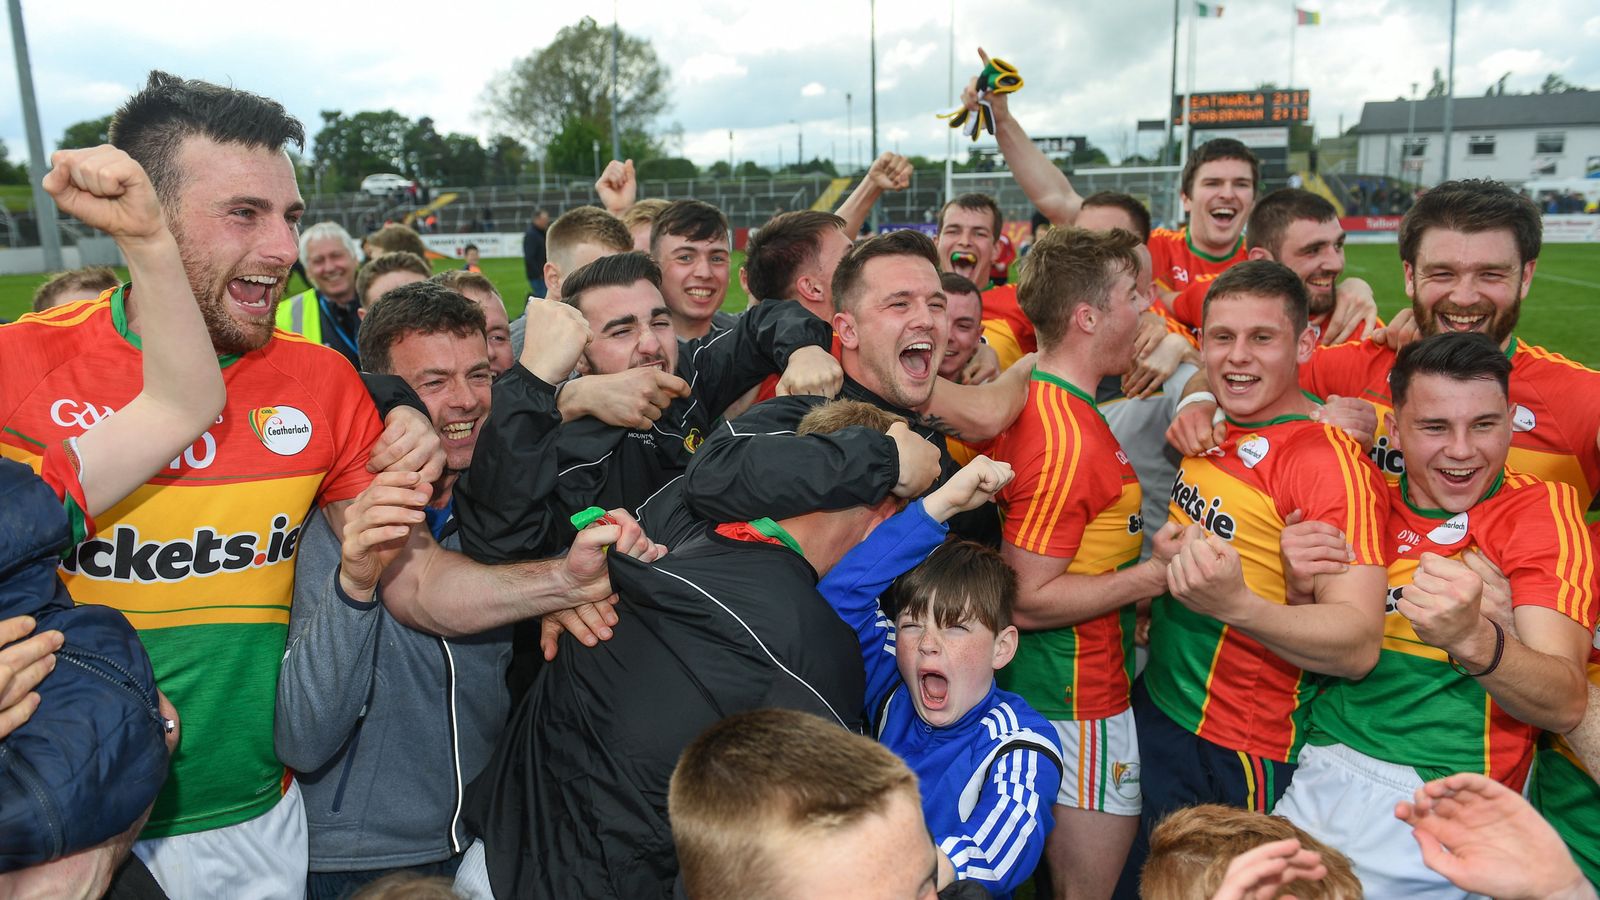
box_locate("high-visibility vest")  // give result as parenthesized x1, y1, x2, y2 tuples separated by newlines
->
(275, 289, 322, 343)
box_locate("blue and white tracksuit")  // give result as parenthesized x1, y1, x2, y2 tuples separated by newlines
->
(819, 501, 1064, 898)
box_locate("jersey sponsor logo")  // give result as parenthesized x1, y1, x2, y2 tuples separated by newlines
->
(1370, 435, 1407, 475)
(58, 514, 303, 584)
(249, 406, 313, 456)
(1170, 468, 1237, 540)
(1237, 434, 1269, 469)
(50, 398, 116, 430)
(1128, 513, 1144, 535)
(1170, 265, 1190, 286)
(1512, 404, 1536, 433)
(1427, 512, 1469, 546)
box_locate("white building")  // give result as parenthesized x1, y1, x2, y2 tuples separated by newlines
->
(1351, 91, 1600, 187)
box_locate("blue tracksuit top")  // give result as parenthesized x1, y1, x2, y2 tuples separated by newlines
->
(819, 500, 1064, 897)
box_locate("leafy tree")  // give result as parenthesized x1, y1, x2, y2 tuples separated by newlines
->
(1540, 72, 1585, 94)
(485, 135, 528, 184)
(637, 157, 698, 180)
(735, 161, 771, 177)
(485, 17, 670, 153)
(313, 109, 411, 191)
(545, 115, 654, 176)
(58, 114, 113, 151)
(0, 139, 28, 185)
(706, 160, 732, 178)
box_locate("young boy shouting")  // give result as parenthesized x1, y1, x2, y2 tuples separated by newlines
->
(818, 450, 1065, 898)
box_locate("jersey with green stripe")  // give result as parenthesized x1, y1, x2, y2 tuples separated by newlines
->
(1309, 471, 1598, 787)
(1144, 413, 1385, 763)
(0, 287, 383, 837)
(1529, 647, 1600, 887)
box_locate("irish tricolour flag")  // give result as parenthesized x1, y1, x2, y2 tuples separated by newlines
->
(1196, 2, 1224, 16)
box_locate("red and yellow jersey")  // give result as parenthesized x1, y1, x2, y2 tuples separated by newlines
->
(991, 372, 1143, 720)
(0, 286, 384, 838)
(1310, 471, 1597, 788)
(1144, 414, 1386, 762)
(1302, 335, 1600, 499)
(1147, 226, 1247, 296)
(980, 283, 1036, 372)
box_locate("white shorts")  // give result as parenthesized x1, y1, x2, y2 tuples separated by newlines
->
(133, 780, 308, 900)
(1276, 743, 1488, 900)
(1049, 708, 1141, 815)
(452, 839, 494, 900)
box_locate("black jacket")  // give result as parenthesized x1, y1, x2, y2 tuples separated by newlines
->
(462, 526, 865, 899)
(455, 298, 831, 564)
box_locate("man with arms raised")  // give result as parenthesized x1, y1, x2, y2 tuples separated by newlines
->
(0, 71, 630, 898)
(1137, 260, 1386, 832)
(1276, 332, 1596, 898)
(986, 227, 1177, 900)
(277, 221, 364, 366)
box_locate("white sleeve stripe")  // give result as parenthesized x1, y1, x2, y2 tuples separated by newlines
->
(943, 748, 1046, 880)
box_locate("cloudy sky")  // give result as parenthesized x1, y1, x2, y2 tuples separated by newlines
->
(3, 0, 1598, 175)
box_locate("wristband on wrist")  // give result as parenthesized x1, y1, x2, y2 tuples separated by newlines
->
(1175, 390, 1217, 413)
(1449, 618, 1505, 677)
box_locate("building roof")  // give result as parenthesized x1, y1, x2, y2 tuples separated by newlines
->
(1352, 91, 1600, 135)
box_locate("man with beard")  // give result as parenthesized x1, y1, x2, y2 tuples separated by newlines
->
(276, 222, 363, 367)
(1299, 180, 1600, 490)
(0, 71, 631, 898)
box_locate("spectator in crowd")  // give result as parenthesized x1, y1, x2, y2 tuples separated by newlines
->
(621, 198, 669, 252)
(1140, 805, 1358, 900)
(357, 250, 431, 311)
(278, 222, 364, 367)
(366, 223, 431, 264)
(461, 243, 481, 272)
(508, 205, 633, 358)
(937, 272, 987, 384)
(669, 708, 951, 900)
(431, 269, 513, 376)
(649, 199, 738, 338)
(30, 265, 121, 313)
(522, 209, 549, 297)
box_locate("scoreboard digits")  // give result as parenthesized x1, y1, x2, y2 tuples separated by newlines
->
(1173, 90, 1311, 127)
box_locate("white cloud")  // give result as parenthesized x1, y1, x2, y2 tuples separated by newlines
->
(801, 82, 827, 97)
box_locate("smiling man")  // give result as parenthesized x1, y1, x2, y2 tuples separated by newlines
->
(276, 222, 364, 367)
(650, 199, 736, 338)
(1137, 260, 1386, 847)
(1147, 139, 1257, 302)
(1276, 332, 1596, 900)
(277, 283, 513, 898)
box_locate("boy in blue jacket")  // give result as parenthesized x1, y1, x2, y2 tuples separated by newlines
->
(819, 452, 1064, 898)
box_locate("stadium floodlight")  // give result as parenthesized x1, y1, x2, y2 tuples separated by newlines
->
(8, 0, 62, 270)
(1441, 0, 1457, 183)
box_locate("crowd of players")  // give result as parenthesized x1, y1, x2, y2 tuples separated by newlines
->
(2, 61, 1600, 900)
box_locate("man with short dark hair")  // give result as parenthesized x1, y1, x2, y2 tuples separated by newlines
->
(461, 243, 481, 272)
(744, 210, 852, 321)
(1137, 259, 1386, 837)
(431, 269, 512, 375)
(650, 199, 737, 338)
(357, 250, 430, 310)
(937, 272, 985, 382)
(1276, 331, 1597, 899)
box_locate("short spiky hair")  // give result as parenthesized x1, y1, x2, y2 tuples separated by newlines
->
(430, 269, 500, 300)
(1017, 226, 1142, 349)
(829, 228, 941, 314)
(357, 281, 486, 376)
(365, 224, 430, 262)
(1246, 189, 1339, 258)
(32, 266, 119, 313)
(561, 250, 664, 313)
(649, 200, 730, 254)
(745, 211, 847, 302)
(1202, 259, 1310, 335)
(670, 709, 921, 900)
(1180, 138, 1259, 197)
(547, 206, 633, 274)
(109, 71, 304, 205)
(1390, 332, 1511, 409)
(1399, 179, 1542, 267)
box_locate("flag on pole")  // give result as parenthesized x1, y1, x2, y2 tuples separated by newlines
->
(1295, 8, 1321, 24)
(1196, 2, 1224, 16)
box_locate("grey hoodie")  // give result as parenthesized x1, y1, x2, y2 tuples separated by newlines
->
(275, 512, 512, 871)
